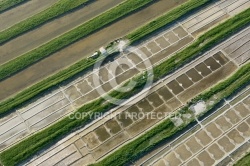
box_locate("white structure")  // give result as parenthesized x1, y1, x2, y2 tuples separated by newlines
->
(99, 47, 107, 55)
(190, 101, 206, 115)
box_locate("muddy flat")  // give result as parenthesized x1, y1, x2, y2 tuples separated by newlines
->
(0, 0, 188, 101)
(0, 0, 58, 31)
(0, 0, 125, 64)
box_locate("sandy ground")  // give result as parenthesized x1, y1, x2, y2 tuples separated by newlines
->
(0, 0, 188, 101)
(0, 0, 125, 64)
(0, 0, 58, 31)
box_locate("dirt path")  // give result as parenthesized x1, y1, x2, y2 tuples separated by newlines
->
(0, 0, 125, 65)
(0, 0, 58, 31)
(0, 0, 188, 101)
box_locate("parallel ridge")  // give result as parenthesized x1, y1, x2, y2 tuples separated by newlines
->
(0, 7, 249, 166)
(0, 0, 211, 117)
(127, 0, 210, 43)
(0, 0, 90, 44)
(0, 0, 29, 13)
(0, 0, 153, 81)
(93, 62, 250, 166)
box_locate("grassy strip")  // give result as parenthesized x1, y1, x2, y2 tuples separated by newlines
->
(0, 55, 98, 116)
(1, 8, 250, 166)
(193, 63, 250, 102)
(0, 0, 29, 13)
(0, 0, 89, 43)
(93, 63, 250, 166)
(126, 0, 210, 43)
(235, 153, 250, 166)
(94, 118, 181, 166)
(0, 0, 153, 81)
(0, 0, 210, 116)
(153, 8, 250, 81)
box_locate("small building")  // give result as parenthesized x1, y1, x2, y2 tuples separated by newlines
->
(99, 47, 107, 55)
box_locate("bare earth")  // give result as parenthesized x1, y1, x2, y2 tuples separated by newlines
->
(0, 0, 58, 31)
(0, 0, 188, 101)
(0, 0, 125, 64)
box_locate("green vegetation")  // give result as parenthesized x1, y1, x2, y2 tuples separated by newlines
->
(0, 0, 29, 12)
(0, 0, 211, 115)
(94, 119, 181, 166)
(0, 0, 89, 43)
(1, 8, 250, 166)
(235, 152, 250, 166)
(194, 63, 250, 102)
(0, 55, 97, 116)
(0, 0, 153, 80)
(93, 62, 250, 166)
(153, 7, 250, 81)
(127, 0, 210, 43)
